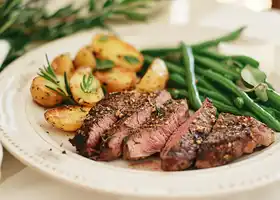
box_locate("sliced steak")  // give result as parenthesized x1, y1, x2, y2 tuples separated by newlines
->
(69, 91, 144, 157)
(93, 90, 172, 161)
(195, 113, 275, 169)
(123, 99, 189, 160)
(160, 99, 217, 171)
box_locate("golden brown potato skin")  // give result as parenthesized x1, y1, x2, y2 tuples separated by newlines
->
(44, 105, 91, 132)
(70, 66, 104, 106)
(136, 58, 169, 92)
(95, 67, 137, 93)
(74, 46, 96, 69)
(51, 53, 75, 77)
(30, 76, 63, 108)
(92, 34, 144, 72)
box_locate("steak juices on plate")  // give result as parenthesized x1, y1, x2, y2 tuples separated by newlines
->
(70, 90, 275, 171)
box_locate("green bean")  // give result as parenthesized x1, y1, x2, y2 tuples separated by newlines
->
(168, 88, 188, 99)
(169, 73, 185, 86)
(266, 82, 275, 90)
(234, 97, 244, 109)
(231, 55, 259, 68)
(196, 67, 280, 131)
(141, 47, 178, 57)
(243, 111, 259, 119)
(194, 49, 259, 68)
(197, 86, 232, 105)
(261, 105, 280, 120)
(194, 55, 240, 80)
(267, 89, 280, 110)
(196, 76, 217, 91)
(141, 26, 246, 55)
(191, 26, 247, 50)
(143, 55, 185, 75)
(193, 49, 227, 60)
(170, 88, 241, 115)
(208, 99, 241, 115)
(181, 43, 202, 110)
(261, 106, 276, 118)
(169, 73, 233, 105)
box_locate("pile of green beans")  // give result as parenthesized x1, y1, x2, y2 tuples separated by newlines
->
(141, 26, 247, 56)
(141, 26, 280, 131)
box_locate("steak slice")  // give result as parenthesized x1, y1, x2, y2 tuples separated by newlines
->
(195, 113, 275, 169)
(93, 90, 172, 161)
(160, 99, 217, 171)
(123, 99, 189, 160)
(69, 91, 144, 157)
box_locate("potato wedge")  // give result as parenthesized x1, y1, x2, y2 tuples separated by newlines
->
(51, 53, 75, 77)
(95, 67, 137, 93)
(70, 66, 104, 106)
(136, 58, 169, 92)
(92, 34, 144, 72)
(44, 105, 91, 132)
(74, 46, 96, 69)
(30, 76, 63, 108)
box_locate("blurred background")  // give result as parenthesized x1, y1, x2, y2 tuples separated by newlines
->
(218, 0, 275, 11)
(1, 0, 280, 70)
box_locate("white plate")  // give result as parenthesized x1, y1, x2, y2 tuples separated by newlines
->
(0, 24, 280, 200)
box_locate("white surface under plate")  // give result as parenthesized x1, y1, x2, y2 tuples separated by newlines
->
(0, 24, 280, 200)
(0, 142, 2, 179)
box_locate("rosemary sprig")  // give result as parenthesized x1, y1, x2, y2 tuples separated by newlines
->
(0, 0, 155, 70)
(38, 55, 76, 104)
(80, 73, 97, 94)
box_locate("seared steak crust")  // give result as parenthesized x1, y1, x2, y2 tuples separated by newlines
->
(160, 99, 217, 171)
(123, 99, 189, 160)
(93, 90, 172, 161)
(69, 91, 144, 157)
(196, 113, 275, 169)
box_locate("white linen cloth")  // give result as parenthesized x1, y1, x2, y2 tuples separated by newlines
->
(0, 168, 116, 200)
(2, 2, 280, 200)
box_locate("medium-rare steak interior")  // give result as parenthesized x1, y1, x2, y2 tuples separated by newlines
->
(70, 90, 275, 172)
(69, 90, 143, 157)
(160, 99, 217, 171)
(93, 90, 172, 161)
(195, 113, 275, 169)
(123, 99, 189, 160)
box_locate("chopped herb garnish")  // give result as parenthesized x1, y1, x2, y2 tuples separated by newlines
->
(124, 55, 140, 64)
(98, 35, 109, 42)
(155, 106, 165, 117)
(80, 107, 87, 112)
(96, 59, 114, 70)
(80, 73, 97, 94)
(101, 85, 108, 95)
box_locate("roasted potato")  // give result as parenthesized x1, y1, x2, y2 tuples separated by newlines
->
(30, 76, 64, 107)
(70, 66, 104, 106)
(136, 58, 169, 92)
(44, 105, 91, 132)
(95, 67, 137, 93)
(51, 53, 75, 77)
(92, 34, 144, 72)
(74, 46, 96, 69)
